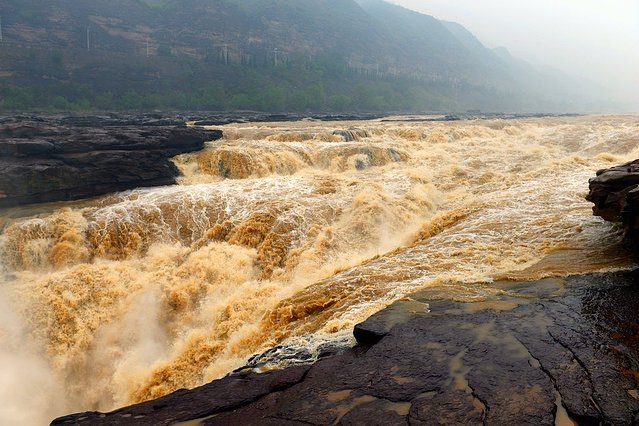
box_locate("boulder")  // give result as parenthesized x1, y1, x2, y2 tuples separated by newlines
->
(586, 159, 639, 239)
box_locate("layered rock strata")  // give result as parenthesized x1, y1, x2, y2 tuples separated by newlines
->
(0, 116, 221, 208)
(586, 159, 639, 239)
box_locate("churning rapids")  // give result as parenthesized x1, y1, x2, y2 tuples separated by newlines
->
(1, 115, 638, 424)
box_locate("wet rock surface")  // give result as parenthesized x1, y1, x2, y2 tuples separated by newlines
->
(381, 112, 581, 122)
(0, 115, 222, 208)
(53, 271, 639, 426)
(587, 159, 639, 240)
(188, 112, 384, 126)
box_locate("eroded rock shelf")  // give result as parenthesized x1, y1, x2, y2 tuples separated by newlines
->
(0, 115, 222, 208)
(53, 271, 639, 426)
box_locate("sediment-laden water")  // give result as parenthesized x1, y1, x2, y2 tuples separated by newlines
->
(1, 115, 638, 424)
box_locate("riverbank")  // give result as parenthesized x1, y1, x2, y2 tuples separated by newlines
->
(1, 115, 636, 425)
(51, 137, 639, 425)
(52, 269, 639, 425)
(0, 115, 222, 208)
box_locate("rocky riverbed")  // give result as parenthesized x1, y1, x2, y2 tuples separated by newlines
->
(43, 131, 639, 426)
(0, 115, 221, 208)
(52, 270, 639, 426)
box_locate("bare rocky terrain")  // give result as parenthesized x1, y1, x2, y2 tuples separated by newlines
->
(51, 271, 639, 425)
(0, 115, 221, 207)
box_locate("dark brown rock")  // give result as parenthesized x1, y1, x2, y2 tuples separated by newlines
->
(586, 159, 639, 239)
(190, 113, 385, 127)
(52, 366, 311, 426)
(52, 271, 639, 426)
(0, 116, 222, 208)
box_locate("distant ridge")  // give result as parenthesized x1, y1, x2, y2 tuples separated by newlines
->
(0, 0, 602, 112)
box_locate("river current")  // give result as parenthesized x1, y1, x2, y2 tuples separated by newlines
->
(1, 115, 638, 424)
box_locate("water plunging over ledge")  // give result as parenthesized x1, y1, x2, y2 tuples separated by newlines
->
(1, 115, 638, 424)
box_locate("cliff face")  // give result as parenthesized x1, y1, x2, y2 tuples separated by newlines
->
(0, 0, 478, 71)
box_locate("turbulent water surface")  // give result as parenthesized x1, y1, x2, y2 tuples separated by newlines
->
(1, 115, 638, 424)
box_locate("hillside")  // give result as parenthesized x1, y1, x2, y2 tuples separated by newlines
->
(0, 0, 592, 112)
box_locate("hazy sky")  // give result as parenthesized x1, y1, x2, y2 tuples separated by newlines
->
(393, 0, 639, 107)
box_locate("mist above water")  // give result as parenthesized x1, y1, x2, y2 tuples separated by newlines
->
(1, 115, 638, 424)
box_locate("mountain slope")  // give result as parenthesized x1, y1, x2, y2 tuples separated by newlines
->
(356, 0, 476, 75)
(0, 0, 593, 112)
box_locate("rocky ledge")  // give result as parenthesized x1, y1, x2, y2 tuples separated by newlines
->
(53, 271, 639, 426)
(0, 115, 222, 208)
(586, 159, 639, 240)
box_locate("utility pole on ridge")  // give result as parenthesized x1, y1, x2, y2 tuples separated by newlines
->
(86, 27, 90, 51)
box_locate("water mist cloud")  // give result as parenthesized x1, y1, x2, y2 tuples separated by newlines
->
(0, 287, 67, 425)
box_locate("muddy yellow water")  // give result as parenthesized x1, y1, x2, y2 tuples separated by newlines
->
(1, 115, 638, 424)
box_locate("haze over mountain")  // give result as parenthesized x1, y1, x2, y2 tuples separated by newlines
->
(394, 0, 639, 112)
(0, 0, 623, 112)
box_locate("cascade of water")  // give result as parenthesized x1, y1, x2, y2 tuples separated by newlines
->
(1, 115, 637, 424)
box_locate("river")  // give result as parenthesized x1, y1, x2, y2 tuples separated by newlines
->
(0, 115, 637, 424)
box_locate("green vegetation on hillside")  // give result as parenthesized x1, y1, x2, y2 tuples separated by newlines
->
(0, 44, 530, 112)
(0, 0, 584, 112)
